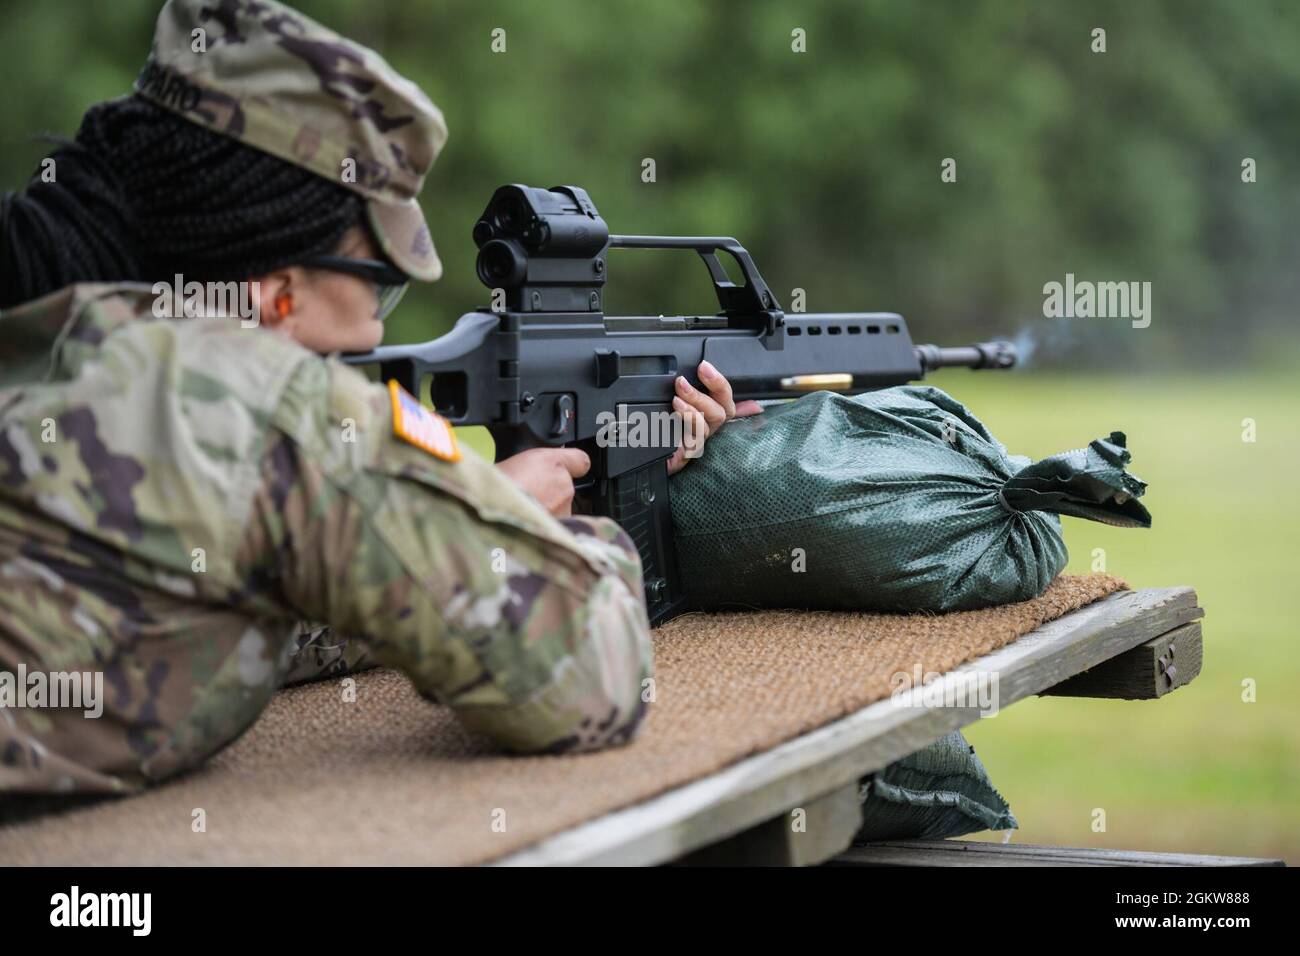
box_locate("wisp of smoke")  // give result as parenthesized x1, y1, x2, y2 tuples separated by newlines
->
(1010, 318, 1080, 370)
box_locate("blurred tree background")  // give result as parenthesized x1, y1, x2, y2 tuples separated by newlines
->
(2, 0, 1298, 367)
(2, 1, 1297, 860)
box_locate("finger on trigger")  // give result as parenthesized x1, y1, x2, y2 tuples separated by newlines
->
(560, 447, 591, 476)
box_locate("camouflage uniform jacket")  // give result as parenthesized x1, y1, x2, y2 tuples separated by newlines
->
(0, 284, 653, 794)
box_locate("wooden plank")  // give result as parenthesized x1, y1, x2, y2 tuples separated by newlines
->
(829, 840, 1284, 867)
(1043, 621, 1202, 699)
(495, 587, 1203, 866)
(673, 782, 863, 867)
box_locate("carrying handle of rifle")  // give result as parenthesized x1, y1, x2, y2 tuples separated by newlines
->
(607, 235, 784, 330)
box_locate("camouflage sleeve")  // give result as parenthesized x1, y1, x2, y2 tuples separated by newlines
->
(235, 357, 653, 754)
(280, 621, 377, 687)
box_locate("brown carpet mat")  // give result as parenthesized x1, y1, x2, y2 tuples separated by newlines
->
(0, 574, 1125, 865)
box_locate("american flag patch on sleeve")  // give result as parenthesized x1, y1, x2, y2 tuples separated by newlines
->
(387, 380, 461, 462)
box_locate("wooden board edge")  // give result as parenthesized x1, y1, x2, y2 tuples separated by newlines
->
(495, 586, 1201, 866)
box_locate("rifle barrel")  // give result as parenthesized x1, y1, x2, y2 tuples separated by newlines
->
(915, 341, 1017, 372)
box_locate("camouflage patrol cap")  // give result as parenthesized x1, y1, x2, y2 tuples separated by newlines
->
(134, 0, 447, 281)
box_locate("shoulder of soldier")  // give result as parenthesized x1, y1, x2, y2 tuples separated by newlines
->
(271, 353, 445, 489)
(84, 282, 320, 416)
(1, 282, 150, 366)
(1, 281, 147, 322)
(4, 280, 317, 400)
(0, 282, 339, 583)
(20, 282, 401, 478)
(4, 279, 344, 500)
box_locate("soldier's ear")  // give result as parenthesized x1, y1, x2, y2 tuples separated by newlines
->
(252, 270, 294, 329)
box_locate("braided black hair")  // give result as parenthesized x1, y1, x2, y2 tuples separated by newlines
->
(0, 95, 364, 309)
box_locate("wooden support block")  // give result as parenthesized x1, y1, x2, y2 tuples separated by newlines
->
(673, 782, 864, 867)
(1042, 621, 1202, 700)
(827, 839, 1284, 867)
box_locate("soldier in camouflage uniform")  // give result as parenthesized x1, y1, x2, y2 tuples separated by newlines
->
(0, 278, 657, 792)
(0, 0, 663, 795)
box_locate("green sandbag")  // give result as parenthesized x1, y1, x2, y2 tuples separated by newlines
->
(670, 386, 1149, 613)
(854, 730, 1018, 842)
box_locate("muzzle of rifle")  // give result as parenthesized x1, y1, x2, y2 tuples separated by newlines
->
(915, 341, 1018, 372)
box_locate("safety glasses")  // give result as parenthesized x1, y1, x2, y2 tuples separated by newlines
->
(300, 255, 410, 321)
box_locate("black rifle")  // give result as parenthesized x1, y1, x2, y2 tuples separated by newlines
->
(345, 184, 1017, 625)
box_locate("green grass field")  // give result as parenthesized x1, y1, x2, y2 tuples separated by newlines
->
(929, 368, 1299, 863)
(455, 367, 1299, 862)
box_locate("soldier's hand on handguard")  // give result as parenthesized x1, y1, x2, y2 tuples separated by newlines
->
(666, 360, 762, 475)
